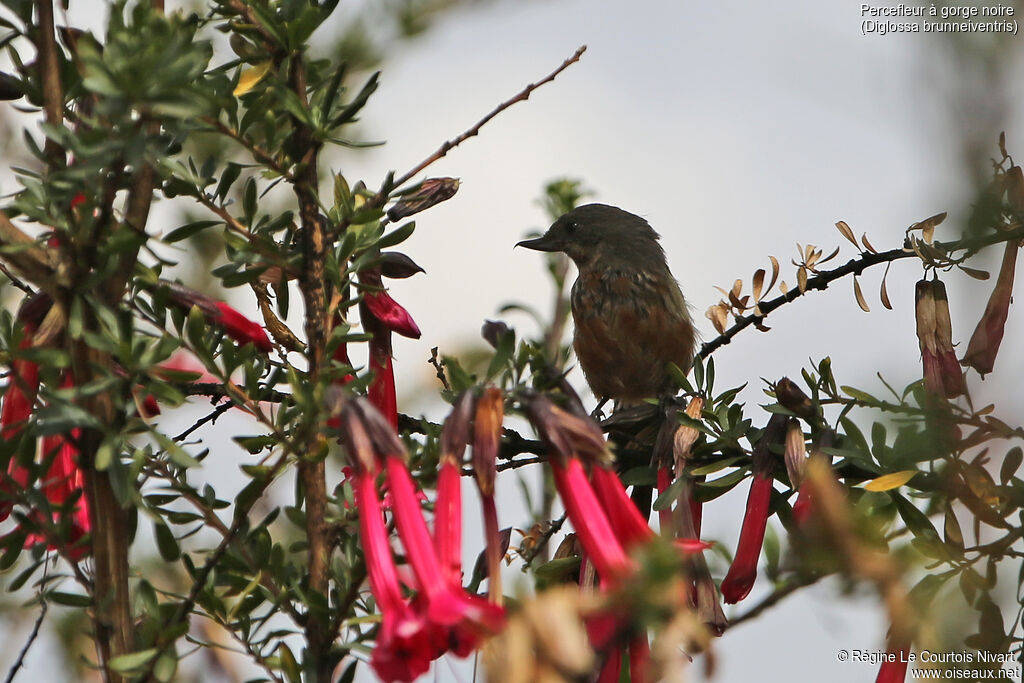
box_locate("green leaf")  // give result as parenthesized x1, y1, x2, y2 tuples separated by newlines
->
(108, 649, 159, 673)
(165, 220, 221, 243)
(1001, 447, 1022, 484)
(331, 71, 380, 127)
(377, 221, 415, 249)
(154, 521, 180, 561)
(840, 385, 878, 404)
(48, 591, 92, 607)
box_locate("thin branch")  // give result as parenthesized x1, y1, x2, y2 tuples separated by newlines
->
(4, 599, 47, 683)
(697, 222, 1024, 360)
(723, 574, 820, 631)
(32, 0, 63, 164)
(390, 45, 587, 190)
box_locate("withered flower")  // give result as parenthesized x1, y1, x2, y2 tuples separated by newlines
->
(962, 240, 1019, 377)
(915, 279, 964, 398)
(473, 387, 505, 604)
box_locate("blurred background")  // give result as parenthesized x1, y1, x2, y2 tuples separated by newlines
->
(2, 0, 1023, 681)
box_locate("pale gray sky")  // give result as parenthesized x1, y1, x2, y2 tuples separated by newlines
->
(3, 1, 1024, 681)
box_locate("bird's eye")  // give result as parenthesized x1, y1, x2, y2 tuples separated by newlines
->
(565, 221, 578, 234)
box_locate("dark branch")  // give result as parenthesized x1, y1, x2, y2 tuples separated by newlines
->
(698, 222, 1024, 360)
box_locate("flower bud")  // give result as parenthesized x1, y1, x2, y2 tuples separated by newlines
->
(387, 177, 460, 222)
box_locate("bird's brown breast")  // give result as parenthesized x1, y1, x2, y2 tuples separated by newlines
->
(570, 267, 695, 403)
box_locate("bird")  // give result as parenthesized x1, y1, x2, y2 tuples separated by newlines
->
(516, 203, 696, 406)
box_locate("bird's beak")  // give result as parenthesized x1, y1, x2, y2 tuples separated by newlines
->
(515, 235, 561, 252)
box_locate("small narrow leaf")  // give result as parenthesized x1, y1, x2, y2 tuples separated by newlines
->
(767, 255, 780, 292)
(752, 268, 765, 301)
(862, 469, 917, 492)
(861, 233, 878, 253)
(835, 220, 858, 247)
(853, 276, 870, 312)
(880, 268, 893, 310)
(233, 61, 273, 96)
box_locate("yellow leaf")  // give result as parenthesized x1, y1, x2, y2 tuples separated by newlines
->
(234, 61, 273, 96)
(862, 470, 917, 492)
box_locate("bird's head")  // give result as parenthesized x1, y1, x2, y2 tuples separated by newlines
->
(516, 203, 667, 272)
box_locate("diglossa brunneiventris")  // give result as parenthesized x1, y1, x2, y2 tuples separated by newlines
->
(517, 203, 696, 405)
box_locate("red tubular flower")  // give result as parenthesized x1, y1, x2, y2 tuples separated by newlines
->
(368, 341, 397, 428)
(385, 455, 502, 630)
(360, 270, 422, 340)
(0, 326, 39, 521)
(596, 647, 622, 683)
(720, 471, 773, 603)
(359, 268, 420, 428)
(434, 458, 462, 587)
(875, 639, 911, 683)
(590, 466, 653, 549)
(962, 240, 1019, 376)
(628, 635, 652, 683)
(354, 469, 434, 682)
(24, 373, 91, 561)
(720, 414, 787, 604)
(550, 459, 633, 580)
(162, 280, 272, 352)
(212, 301, 273, 352)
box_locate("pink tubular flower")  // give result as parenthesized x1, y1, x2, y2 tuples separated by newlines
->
(720, 414, 787, 604)
(385, 455, 503, 633)
(354, 469, 434, 682)
(434, 457, 462, 587)
(550, 459, 633, 581)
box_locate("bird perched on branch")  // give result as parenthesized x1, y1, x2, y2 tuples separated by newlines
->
(517, 203, 696, 406)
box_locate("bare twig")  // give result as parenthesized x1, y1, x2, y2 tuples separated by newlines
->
(4, 599, 47, 683)
(390, 45, 587, 190)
